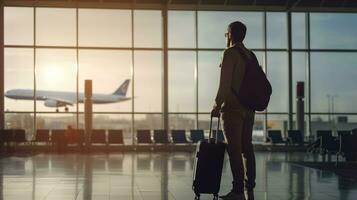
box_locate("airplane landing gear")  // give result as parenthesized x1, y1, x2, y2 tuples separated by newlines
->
(65, 107, 69, 112)
(56, 108, 59, 112)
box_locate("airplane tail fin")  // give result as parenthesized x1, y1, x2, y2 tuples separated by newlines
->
(113, 79, 130, 96)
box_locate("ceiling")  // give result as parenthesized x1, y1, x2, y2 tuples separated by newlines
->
(3, 0, 357, 12)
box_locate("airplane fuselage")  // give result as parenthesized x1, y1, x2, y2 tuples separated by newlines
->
(5, 89, 129, 105)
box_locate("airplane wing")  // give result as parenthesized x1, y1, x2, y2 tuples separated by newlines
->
(119, 97, 131, 102)
(44, 97, 75, 107)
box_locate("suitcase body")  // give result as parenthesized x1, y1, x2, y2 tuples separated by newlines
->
(192, 117, 226, 200)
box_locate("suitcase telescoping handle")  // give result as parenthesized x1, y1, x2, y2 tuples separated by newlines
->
(208, 116, 221, 144)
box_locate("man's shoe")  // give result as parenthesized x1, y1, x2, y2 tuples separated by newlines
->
(219, 191, 246, 200)
(245, 191, 254, 200)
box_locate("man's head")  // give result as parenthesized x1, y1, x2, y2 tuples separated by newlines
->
(226, 21, 246, 46)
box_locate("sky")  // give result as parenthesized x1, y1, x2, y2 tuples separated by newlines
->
(4, 7, 357, 115)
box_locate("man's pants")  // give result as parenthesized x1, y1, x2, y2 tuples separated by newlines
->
(222, 109, 256, 193)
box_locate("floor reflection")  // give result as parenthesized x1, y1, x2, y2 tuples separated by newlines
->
(0, 152, 356, 200)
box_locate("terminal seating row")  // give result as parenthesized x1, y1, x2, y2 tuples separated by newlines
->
(1, 129, 226, 148)
(307, 129, 357, 162)
(33, 129, 124, 145)
(0, 129, 28, 145)
(266, 130, 305, 145)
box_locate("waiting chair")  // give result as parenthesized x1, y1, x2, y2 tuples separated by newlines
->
(337, 133, 356, 162)
(190, 129, 205, 143)
(319, 134, 339, 155)
(287, 130, 304, 145)
(108, 129, 124, 145)
(51, 130, 66, 144)
(267, 130, 287, 145)
(316, 130, 333, 139)
(34, 129, 50, 144)
(136, 130, 153, 144)
(51, 129, 66, 153)
(91, 129, 106, 145)
(153, 129, 169, 144)
(172, 130, 189, 144)
(13, 129, 27, 144)
(2, 129, 14, 145)
(66, 129, 85, 152)
(308, 130, 334, 154)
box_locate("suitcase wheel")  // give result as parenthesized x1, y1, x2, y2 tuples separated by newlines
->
(213, 194, 218, 200)
(194, 195, 200, 200)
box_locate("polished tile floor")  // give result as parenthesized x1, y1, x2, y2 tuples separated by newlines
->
(0, 152, 356, 200)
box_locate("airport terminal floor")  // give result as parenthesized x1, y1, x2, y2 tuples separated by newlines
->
(1, 152, 357, 200)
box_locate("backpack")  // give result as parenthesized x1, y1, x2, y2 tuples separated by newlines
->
(232, 47, 272, 111)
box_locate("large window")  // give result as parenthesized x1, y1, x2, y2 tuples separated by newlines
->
(197, 11, 264, 49)
(78, 9, 131, 47)
(310, 13, 357, 49)
(4, 7, 357, 142)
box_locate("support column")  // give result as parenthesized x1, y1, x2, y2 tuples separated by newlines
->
(0, 3, 4, 130)
(84, 80, 92, 151)
(287, 11, 293, 130)
(306, 12, 312, 138)
(162, 6, 169, 134)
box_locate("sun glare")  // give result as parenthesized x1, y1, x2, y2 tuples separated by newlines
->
(41, 64, 67, 86)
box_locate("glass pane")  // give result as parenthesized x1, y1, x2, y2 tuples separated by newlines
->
(5, 48, 34, 112)
(267, 12, 287, 49)
(169, 114, 196, 130)
(311, 114, 357, 137)
(4, 7, 34, 45)
(134, 10, 162, 48)
(254, 51, 265, 67)
(198, 11, 263, 49)
(267, 52, 288, 112)
(36, 49, 77, 112)
(198, 114, 218, 138)
(310, 13, 357, 49)
(36, 113, 77, 129)
(198, 114, 266, 142)
(5, 113, 35, 140)
(134, 51, 162, 112)
(79, 50, 132, 112)
(292, 52, 308, 113)
(198, 51, 221, 112)
(267, 114, 289, 138)
(168, 11, 195, 48)
(79, 9, 131, 47)
(311, 53, 357, 113)
(292, 13, 306, 49)
(169, 51, 196, 112)
(134, 114, 163, 130)
(36, 8, 76, 46)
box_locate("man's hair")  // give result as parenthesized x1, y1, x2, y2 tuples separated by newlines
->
(228, 21, 247, 42)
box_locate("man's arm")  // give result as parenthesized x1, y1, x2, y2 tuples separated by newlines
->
(214, 49, 236, 109)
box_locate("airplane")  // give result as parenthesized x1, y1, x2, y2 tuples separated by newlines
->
(5, 79, 131, 112)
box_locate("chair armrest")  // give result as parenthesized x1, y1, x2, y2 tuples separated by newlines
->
(266, 137, 271, 143)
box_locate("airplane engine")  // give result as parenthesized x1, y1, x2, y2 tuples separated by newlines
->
(44, 99, 65, 107)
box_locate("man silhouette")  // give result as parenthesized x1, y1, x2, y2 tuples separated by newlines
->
(211, 21, 256, 200)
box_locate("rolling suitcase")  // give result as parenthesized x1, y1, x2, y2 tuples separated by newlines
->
(192, 116, 226, 200)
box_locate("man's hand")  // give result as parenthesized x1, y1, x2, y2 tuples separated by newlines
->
(211, 106, 221, 117)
